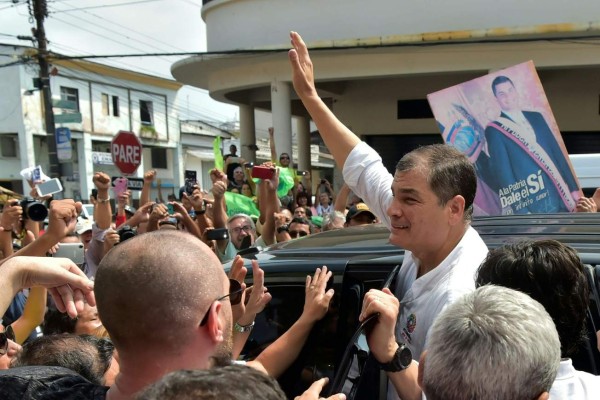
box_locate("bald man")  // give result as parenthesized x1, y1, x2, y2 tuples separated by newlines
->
(95, 230, 233, 400)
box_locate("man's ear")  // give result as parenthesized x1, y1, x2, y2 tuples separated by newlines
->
(447, 195, 466, 225)
(206, 301, 225, 344)
(417, 351, 426, 390)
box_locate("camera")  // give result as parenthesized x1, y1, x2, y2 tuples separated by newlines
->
(117, 225, 136, 243)
(19, 197, 48, 221)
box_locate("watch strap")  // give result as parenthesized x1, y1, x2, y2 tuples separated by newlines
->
(234, 321, 255, 333)
(378, 342, 412, 372)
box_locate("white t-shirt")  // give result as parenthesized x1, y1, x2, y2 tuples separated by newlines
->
(343, 142, 489, 400)
(550, 358, 600, 399)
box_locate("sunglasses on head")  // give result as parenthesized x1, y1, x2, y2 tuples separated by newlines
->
(0, 325, 15, 355)
(199, 279, 244, 326)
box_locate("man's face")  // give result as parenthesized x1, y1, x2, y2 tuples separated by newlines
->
(233, 167, 244, 183)
(294, 207, 306, 218)
(279, 154, 290, 167)
(228, 217, 255, 249)
(347, 213, 375, 227)
(75, 303, 103, 335)
(387, 168, 453, 261)
(79, 230, 93, 250)
(494, 81, 519, 112)
(289, 222, 310, 239)
(319, 193, 330, 206)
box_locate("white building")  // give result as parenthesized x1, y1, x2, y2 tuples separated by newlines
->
(0, 44, 230, 202)
(172, 0, 600, 187)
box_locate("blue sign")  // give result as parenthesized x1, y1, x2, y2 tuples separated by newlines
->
(56, 127, 72, 161)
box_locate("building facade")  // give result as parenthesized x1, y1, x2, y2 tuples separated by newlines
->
(0, 44, 228, 202)
(172, 0, 600, 182)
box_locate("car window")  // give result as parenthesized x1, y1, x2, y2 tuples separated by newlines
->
(241, 283, 341, 398)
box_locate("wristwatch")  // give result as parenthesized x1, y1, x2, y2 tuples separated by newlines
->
(377, 342, 412, 372)
(234, 321, 255, 333)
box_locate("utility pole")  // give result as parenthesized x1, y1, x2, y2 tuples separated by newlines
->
(32, 0, 61, 180)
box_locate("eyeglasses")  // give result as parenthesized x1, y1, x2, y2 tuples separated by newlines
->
(280, 156, 290, 160)
(289, 230, 308, 238)
(231, 225, 253, 235)
(199, 279, 244, 326)
(0, 325, 15, 355)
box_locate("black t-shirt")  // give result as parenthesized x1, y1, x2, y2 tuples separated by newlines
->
(0, 366, 108, 400)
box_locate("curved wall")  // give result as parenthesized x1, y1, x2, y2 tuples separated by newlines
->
(202, 0, 600, 51)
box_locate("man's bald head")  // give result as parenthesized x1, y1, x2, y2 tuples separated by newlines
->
(95, 231, 226, 351)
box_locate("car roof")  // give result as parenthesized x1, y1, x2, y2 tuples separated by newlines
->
(241, 213, 600, 268)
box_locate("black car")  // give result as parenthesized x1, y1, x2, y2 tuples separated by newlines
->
(229, 213, 600, 399)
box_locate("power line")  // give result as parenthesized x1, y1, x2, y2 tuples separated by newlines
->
(49, 0, 164, 13)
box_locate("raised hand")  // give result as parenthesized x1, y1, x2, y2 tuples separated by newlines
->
(301, 266, 334, 324)
(45, 199, 82, 241)
(92, 172, 111, 191)
(289, 31, 318, 101)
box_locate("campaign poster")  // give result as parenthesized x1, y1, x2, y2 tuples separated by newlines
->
(427, 61, 581, 216)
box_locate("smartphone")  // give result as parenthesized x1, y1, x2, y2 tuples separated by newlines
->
(112, 177, 128, 197)
(206, 228, 229, 241)
(251, 166, 275, 180)
(184, 170, 197, 195)
(244, 162, 254, 168)
(36, 178, 63, 197)
(52, 243, 85, 266)
(297, 170, 308, 176)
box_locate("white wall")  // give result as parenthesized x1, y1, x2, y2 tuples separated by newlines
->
(203, 0, 600, 51)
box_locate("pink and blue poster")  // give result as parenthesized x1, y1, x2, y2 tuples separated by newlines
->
(427, 61, 581, 216)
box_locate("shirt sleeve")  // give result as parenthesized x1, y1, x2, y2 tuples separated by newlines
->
(342, 142, 393, 229)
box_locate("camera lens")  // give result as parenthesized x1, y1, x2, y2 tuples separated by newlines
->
(20, 198, 48, 221)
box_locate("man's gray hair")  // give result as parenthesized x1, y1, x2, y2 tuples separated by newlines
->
(322, 211, 345, 231)
(423, 285, 560, 400)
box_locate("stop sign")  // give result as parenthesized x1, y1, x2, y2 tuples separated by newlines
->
(111, 130, 142, 175)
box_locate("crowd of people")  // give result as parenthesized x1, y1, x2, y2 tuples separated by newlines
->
(0, 30, 598, 400)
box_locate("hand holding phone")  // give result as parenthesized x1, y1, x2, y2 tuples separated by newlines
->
(113, 177, 128, 197)
(251, 166, 275, 180)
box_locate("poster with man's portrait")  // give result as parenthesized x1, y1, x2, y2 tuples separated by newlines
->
(427, 61, 581, 216)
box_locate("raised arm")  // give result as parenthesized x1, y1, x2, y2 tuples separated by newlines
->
(247, 266, 334, 378)
(334, 183, 351, 212)
(140, 169, 156, 206)
(92, 172, 112, 230)
(289, 32, 360, 168)
(268, 127, 277, 163)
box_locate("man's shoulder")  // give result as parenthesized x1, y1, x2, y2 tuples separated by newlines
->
(0, 366, 108, 400)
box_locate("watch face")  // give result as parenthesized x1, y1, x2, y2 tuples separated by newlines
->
(399, 345, 413, 368)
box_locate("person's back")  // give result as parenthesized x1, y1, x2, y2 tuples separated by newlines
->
(421, 285, 560, 400)
(95, 230, 233, 399)
(476, 239, 600, 399)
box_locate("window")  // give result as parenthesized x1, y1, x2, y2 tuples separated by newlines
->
(60, 86, 80, 112)
(397, 99, 433, 119)
(0, 136, 18, 157)
(151, 147, 167, 169)
(101, 93, 109, 116)
(112, 96, 120, 117)
(140, 100, 153, 125)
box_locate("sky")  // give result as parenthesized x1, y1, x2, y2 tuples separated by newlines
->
(0, 0, 239, 126)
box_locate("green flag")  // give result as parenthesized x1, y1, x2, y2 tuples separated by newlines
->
(276, 167, 295, 198)
(224, 191, 260, 218)
(213, 136, 224, 171)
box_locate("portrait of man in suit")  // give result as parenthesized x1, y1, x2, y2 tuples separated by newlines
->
(483, 75, 580, 214)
